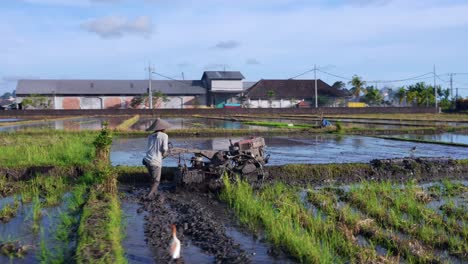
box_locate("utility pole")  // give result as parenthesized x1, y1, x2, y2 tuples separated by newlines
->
(433, 65, 437, 113)
(314, 64, 318, 108)
(456, 87, 459, 99)
(147, 63, 154, 109)
(182, 72, 185, 80)
(449, 73, 453, 99)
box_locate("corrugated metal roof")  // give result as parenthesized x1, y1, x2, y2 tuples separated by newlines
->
(202, 71, 244, 80)
(246, 79, 349, 99)
(16, 79, 206, 95)
(242, 81, 257, 90)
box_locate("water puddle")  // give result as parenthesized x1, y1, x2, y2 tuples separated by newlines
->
(121, 200, 155, 264)
(181, 241, 216, 264)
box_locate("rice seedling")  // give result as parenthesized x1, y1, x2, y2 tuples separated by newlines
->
(309, 189, 444, 263)
(41, 176, 68, 207)
(220, 177, 393, 263)
(31, 196, 43, 233)
(440, 200, 468, 220)
(40, 183, 89, 263)
(344, 181, 467, 258)
(441, 180, 467, 197)
(0, 196, 20, 223)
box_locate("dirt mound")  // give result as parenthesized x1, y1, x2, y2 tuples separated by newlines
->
(142, 190, 251, 263)
(265, 157, 467, 186)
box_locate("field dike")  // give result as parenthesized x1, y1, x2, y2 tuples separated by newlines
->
(116, 157, 468, 186)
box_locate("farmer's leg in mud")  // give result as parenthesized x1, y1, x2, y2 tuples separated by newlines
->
(143, 159, 162, 198)
(148, 165, 161, 198)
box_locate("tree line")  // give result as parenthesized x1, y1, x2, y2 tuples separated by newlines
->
(332, 75, 459, 109)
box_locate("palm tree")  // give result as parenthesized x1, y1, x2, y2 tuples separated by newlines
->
(331, 81, 346, 90)
(348, 75, 366, 100)
(363, 86, 383, 105)
(395, 87, 406, 106)
(267, 90, 275, 108)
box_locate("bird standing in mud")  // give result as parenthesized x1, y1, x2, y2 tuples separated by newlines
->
(410, 146, 417, 157)
(170, 224, 181, 260)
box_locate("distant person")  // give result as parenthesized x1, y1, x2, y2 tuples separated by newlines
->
(143, 118, 171, 199)
(321, 118, 332, 128)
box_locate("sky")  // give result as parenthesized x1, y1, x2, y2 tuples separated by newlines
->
(1, 0, 468, 97)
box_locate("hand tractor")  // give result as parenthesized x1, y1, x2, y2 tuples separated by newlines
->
(168, 137, 269, 190)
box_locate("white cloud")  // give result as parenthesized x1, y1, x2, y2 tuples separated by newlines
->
(246, 58, 260, 65)
(81, 15, 153, 38)
(214, 40, 241, 49)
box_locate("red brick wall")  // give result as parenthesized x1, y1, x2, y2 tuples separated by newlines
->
(62, 97, 80, 109)
(104, 97, 122, 109)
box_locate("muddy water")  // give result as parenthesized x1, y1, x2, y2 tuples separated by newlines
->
(396, 133, 468, 145)
(111, 135, 468, 167)
(133, 117, 270, 131)
(0, 117, 126, 131)
(121, 200, 155, 263)
(0, 118, 21, 122)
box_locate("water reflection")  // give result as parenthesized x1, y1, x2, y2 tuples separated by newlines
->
(396, 133, 468, 145)
(111, 135, 468, 167)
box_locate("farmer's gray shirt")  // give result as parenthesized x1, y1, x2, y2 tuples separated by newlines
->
(144, 132, 169, 166)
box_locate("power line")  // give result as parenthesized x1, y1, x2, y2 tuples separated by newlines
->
(435, 73, 450, 83)
(288, 69, 315, 79)
(368, 72, 434, 83)
(317, 69, 351, 81)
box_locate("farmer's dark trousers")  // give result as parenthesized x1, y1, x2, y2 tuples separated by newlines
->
(142, 159, 162, 184)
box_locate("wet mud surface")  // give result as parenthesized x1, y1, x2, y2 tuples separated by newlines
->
(120, 185, 295, 264)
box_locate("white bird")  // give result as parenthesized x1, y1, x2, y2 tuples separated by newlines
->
(170, 224, 181, 259)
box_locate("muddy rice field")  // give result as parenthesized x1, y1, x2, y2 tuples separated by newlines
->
(0, 113, 467, 263)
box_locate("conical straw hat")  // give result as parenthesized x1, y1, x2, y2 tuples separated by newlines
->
(146, 118, 172, 131)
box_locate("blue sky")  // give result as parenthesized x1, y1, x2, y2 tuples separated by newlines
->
(2, 0, 468, 97)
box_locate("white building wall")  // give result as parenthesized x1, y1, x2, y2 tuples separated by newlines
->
(211, 80, 243, 91)
(246, 99, 299, 108)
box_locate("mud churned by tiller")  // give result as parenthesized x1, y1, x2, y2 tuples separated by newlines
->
(141, 189, 251, 264)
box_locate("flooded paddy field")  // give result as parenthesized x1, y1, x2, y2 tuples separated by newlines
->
(0, 116, 126, 131)
(2, 115, 458, 132)
(111, 134, 468, 167)
(132, 116, 269, 131)
(395, 133, 468, 145)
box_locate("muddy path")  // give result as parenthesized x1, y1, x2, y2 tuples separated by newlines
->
(121, 185, 295, 264)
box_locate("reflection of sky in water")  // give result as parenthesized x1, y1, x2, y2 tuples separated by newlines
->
(0, 118, 21, 122)
(0, 117, 124, 131)
(132, 117, 268, 131)
(396, 133, 468, 145)
(330, 118, 468, 127)
(111, 135, 468, 166)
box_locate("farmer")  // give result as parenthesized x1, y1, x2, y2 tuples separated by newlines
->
(321, 118, 332, 128)
(143, 118, 171, 198)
